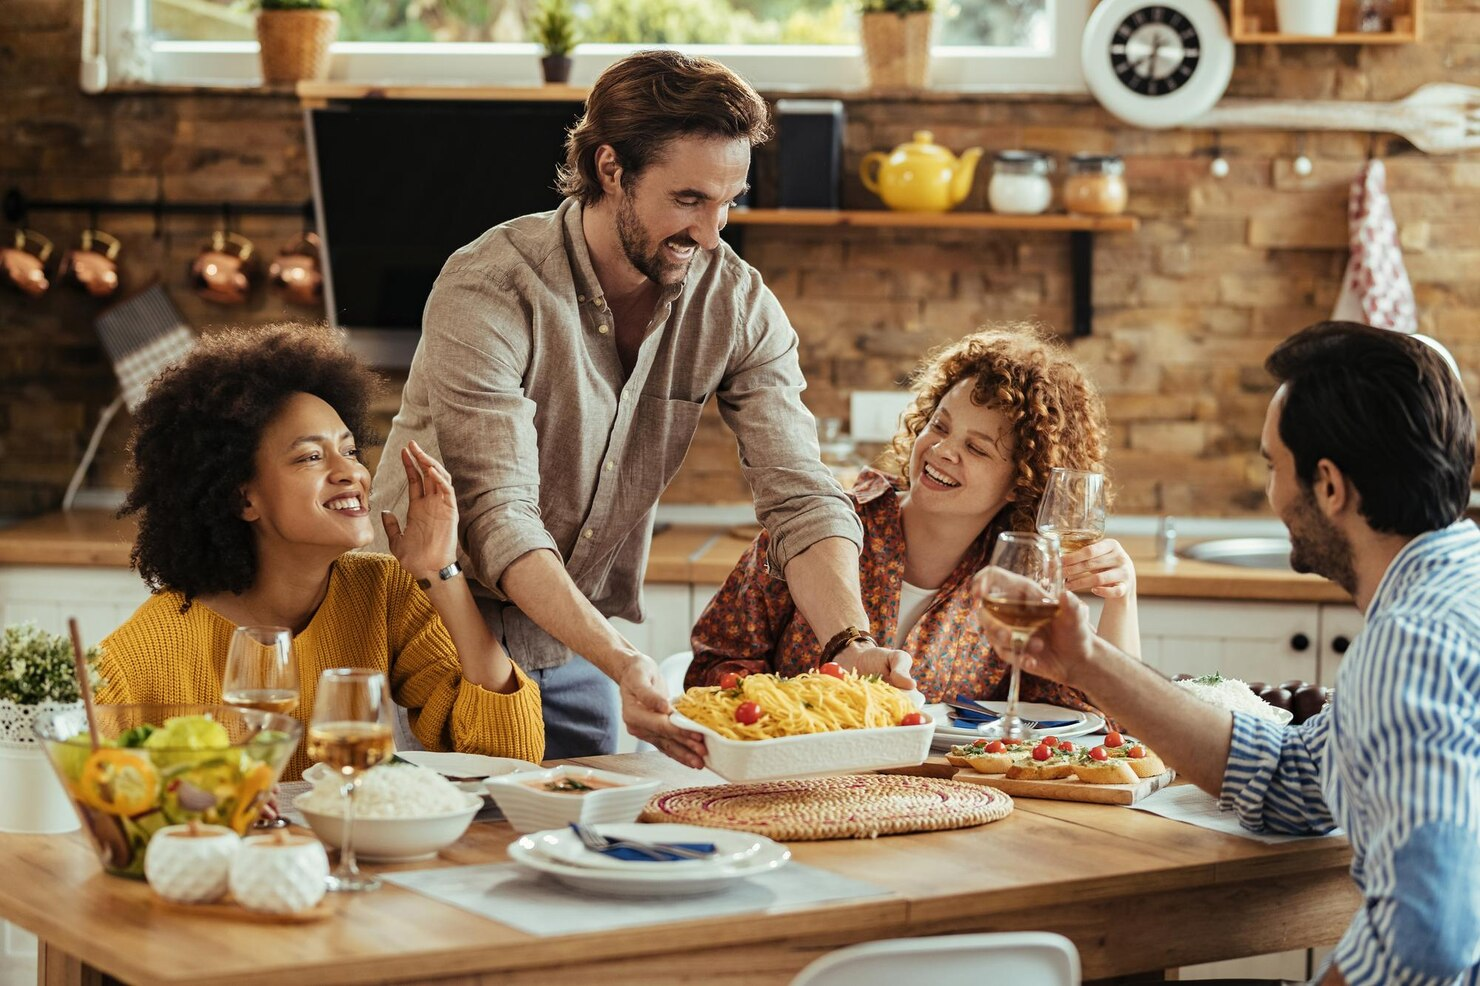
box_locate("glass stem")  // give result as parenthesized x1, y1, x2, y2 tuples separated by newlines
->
(336, 771, 360, 879)
(1005, 630, 1029, 717)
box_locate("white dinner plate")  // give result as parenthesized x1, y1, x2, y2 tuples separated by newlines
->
(926, 702, 1105, 747)
(391, 751, 542, 794)
(508, 823, 790, 897)
(522, 823, 766, 872)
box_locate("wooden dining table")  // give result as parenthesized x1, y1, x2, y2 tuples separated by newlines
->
(0, 752, 1358, 986)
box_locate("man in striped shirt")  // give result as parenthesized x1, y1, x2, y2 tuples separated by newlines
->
(976, 321, 1480, 986)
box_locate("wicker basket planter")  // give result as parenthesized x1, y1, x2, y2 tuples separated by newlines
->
(257, 8, 339, 84)
(860, 10, 932, 90)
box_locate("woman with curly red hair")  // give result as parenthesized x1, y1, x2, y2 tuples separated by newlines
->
(686, 324, 1139, 706)
(97, 324, 543, 778)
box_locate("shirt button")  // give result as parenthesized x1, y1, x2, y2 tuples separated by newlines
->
(598, 324, 609, 335)
(578, 294, 586, 302)
(604, 461, 614, 472)
(583, 529, 594, 539)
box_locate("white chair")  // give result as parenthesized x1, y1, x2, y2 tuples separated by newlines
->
(634, 651, 694, 754)
(790, 932, 1080, 986)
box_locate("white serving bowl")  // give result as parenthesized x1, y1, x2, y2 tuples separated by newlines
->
(484, 765, 662, 834)
(294, 783, 483, 862)
(670, 711, 934, 783)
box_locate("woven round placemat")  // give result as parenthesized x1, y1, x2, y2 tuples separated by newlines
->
(640, 774, 1013, 841)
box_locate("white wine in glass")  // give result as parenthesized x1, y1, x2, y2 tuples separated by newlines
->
(979, 531, 1064, 741)
(1036, 467, 1107, 557)
(310, 668, 394, 893)
(222, 626, 299, 828)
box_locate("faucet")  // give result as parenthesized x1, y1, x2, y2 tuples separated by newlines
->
(1155, 515, 1177, 567)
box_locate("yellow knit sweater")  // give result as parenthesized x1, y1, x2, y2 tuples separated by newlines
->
(97, 552, 545, 779)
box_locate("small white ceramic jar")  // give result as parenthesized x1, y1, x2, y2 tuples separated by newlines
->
(144, 824, 241, 904)
(988, 150, 1054, 215)
(228, 834, 329, 914)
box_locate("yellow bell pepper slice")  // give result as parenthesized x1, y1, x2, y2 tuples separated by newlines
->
(229, 763, 275, 833)
(77, 749, 160, 817)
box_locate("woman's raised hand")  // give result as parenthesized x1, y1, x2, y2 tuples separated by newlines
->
(380, 440, 460, 582)
(1062, 538, 1136, 599)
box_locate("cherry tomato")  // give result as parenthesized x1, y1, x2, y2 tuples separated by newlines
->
(819, 662, 846, 679)
(1105, 730, 1124, 748)
(718, 672, 742, 690)
(985, 740, 1006, 753)
(1089, 746, 1109, 762)
(899, 712, 928, 726)
(1040, 736, 1059, 747)
(1128, 745, 1147, 759)
(1057, 741, 1075, 753)
(1031, 745, 1052, 762)
(735, 701, 763, 725)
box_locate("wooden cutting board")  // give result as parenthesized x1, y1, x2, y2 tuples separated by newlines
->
(952, 766, 1175, 805)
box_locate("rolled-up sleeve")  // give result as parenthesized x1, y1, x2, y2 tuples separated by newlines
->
(420, 268, 560, 598)
(1220, 707, 1337, 835)
(716, 274, 862, 578)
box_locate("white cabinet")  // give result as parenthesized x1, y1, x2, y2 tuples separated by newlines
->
(610, 584, 696, 665)
(1138, 598, 1321, 685)
(1318, 603, 1364, 685)
(0, 567, 150, 644)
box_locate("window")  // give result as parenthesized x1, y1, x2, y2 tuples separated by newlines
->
(119, 0, 1088, 91)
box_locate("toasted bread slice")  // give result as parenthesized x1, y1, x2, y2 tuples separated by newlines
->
(965, 752, 1017, 774)
(1070, 760, 1139, 785)
(1124, 749, 1167, 778)
(1006, 759, 1075, 781)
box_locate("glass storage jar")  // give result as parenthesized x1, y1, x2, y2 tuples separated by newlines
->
(987, 150, 1054, 216)
(1064, 154, 1128, 216)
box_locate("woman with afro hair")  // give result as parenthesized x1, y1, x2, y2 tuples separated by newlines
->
(97, 324, 543, 777)
(687, 324, 1140, 710)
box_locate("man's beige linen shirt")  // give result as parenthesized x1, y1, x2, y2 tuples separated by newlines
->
(371, 198, 862, 670)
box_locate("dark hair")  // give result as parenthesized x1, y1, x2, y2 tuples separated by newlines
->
(121, 324, 379, 606)
(557, 49, 772, 204)
(1265, 321, 1474, 535)
(879, 323, 1111, 535)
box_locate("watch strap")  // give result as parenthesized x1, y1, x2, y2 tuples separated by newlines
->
(416, 561, 462, 590)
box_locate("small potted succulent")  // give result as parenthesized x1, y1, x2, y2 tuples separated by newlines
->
(256, 0, 340, 85)
(530, 0, 578, 85)
(0, 623, 102, 834)
(859, 0, 935, 91)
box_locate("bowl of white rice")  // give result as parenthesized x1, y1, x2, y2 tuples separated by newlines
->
(1174, 673, 1294, 726)
(295, 762, 482, 861)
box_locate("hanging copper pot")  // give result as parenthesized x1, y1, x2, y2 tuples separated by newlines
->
(1, 229, 54, 298)
(190, 230, 258, 305)
(59, 228, 123, 298)
(268, 231, 323, 307)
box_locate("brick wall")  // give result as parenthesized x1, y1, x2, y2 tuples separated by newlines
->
(5, 1, 1480, 517)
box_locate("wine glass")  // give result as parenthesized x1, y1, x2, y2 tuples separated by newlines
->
(307, 668, 394, 893)
(222, 626, 298, 829)
(977, 532, 1064, 741)
(1036, 467, 1107, 556)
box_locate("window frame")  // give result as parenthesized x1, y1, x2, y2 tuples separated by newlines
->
(108, 0, 1089, 93)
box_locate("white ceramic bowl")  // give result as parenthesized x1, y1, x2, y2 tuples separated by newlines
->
(484, 765, 662, 834)
(670, 711, 934, 783)
(294, 790, 482, 861)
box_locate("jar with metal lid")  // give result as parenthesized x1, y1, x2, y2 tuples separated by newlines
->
(1063, 154, 1128, 216)
(988, 150, 1054, 216)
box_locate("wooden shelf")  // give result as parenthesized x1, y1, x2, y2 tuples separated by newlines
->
(1229, 0, 1421, 44)
(726, 208, 1140, 233)
(296, 81, 588, 107)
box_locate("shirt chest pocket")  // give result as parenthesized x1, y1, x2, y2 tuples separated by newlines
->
(616, 394, 705, 509)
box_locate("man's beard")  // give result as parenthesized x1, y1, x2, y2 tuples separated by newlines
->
(1286, 486, 1357, 594)
(616, 194, 696, 286)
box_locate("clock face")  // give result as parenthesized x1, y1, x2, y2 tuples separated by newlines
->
(1110, 6, 1201, 96)
(1081, 0, 1234, 129)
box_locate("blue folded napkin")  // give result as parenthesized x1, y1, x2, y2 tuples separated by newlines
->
(949, 695, 1077, 729)
(594, 842, 719, 863)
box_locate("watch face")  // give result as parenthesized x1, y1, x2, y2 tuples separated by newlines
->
(1110, 5, 1201, 96)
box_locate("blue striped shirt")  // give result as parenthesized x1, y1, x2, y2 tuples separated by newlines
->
(1221, 519, 1480, 986)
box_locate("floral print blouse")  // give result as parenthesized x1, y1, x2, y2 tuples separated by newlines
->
(686, 468, 1103, 715)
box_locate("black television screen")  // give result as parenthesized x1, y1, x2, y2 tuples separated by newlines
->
(307, 99, 582, 365)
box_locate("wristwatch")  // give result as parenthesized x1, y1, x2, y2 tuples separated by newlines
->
(416, 561, 462, 590)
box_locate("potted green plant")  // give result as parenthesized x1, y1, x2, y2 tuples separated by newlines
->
(530, 0, 578, 85)
(0, 623, 102, 834)
(256, 0, 340, 85)
(859, 0, 934, 90)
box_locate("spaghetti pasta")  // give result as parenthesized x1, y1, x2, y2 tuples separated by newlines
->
(674, 671, 918, 741)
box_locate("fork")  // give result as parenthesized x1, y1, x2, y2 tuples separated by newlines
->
(568, 824, 718, 861)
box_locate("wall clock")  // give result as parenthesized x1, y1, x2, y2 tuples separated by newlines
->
(1081, 0, 1235, 129)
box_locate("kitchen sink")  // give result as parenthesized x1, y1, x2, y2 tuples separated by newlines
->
(1178, 537, 1293, 571)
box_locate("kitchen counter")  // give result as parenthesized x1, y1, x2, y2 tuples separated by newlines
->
(0, 511, 1349, 604)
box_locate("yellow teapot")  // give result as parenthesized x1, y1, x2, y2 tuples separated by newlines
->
(860, 131, 984, 213)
